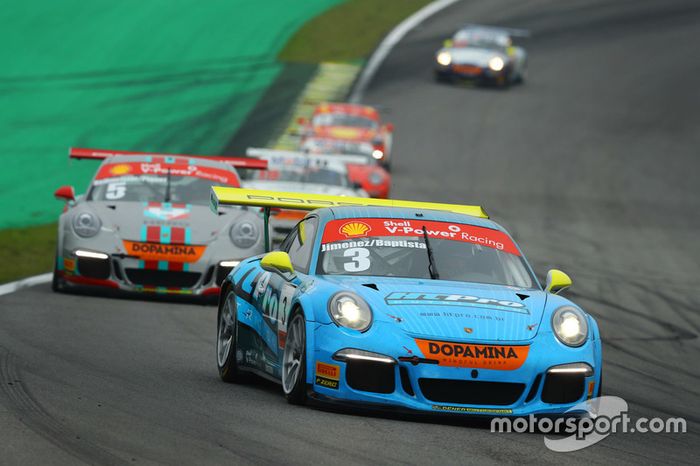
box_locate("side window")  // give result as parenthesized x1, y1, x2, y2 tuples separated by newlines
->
(286, 216, 319, 274)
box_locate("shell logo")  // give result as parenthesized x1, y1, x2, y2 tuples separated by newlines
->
(109, 164, 131, 175)
(339, 221, 371, 238)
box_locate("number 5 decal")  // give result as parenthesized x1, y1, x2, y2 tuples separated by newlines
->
(106, 182, 126, 200)
(343, 247, 370, 272)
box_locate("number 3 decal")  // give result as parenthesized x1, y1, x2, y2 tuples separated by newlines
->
(343, 247, 370, 272)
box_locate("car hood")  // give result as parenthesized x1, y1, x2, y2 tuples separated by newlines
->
(444, 47, 506, 67)
(319, 275, 546, 342)
(243, 180, 366, 197)
(87, 201, 237, 244)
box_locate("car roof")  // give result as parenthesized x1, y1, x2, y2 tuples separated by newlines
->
(315, 205, 505, 232)
(313, 103, 379, 120)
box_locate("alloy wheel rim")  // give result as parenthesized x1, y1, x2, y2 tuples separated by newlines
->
(217, 298, 235, 367)
(282, 315, 304, 394)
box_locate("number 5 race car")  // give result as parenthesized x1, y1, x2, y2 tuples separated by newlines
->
(52, 148, 267, 298)
(211, 188, 602, 416)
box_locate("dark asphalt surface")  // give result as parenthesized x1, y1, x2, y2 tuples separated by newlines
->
(2, 0, 699, 464)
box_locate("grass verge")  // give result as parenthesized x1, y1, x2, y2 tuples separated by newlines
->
(0, 223, 56, 284)
(1, 0, 434, 284)
(279, 0, 431, 62)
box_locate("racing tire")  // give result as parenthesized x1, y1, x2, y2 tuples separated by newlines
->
(216, 290, 248, 383)
(51, 251, 65, 293)
(282, 309, 307, 405)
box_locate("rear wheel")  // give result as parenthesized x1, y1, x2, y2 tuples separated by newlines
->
(282, 310, 307, 405)
(217, 290, 247, 383)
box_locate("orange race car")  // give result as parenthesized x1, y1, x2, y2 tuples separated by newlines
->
(298, 103, 394, 170)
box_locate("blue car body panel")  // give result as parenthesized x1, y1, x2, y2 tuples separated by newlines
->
(223, 206, 603, 416)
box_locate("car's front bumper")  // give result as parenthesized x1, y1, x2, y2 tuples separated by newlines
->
(57, 240, 243, 297)
(435, 63, 508, 84)
(308, 320, 602, 417)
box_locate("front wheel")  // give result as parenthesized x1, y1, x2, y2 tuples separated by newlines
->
(217, 290, 247, 383)
(282, 310, 307, 405)
(51, 250, 65, 292)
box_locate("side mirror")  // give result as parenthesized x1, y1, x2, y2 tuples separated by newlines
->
(297, 117, 309, 126)
(54, 185, 75, 202)
(545, 269, 572, 294)
(384, 122, 394, 132)
(260, 251, 295, 276)
(443, 39, 454, 48)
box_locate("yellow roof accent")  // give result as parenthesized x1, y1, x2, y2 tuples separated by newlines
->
(211, 187, 488, 218)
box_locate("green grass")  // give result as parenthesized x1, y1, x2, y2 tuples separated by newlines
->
(0, 223, 57, 284)
(1, 0, 433, 284)
(279, 0, 431, 63)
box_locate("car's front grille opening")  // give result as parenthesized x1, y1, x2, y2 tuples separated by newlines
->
(541, 372, 585, 404)
(125, 269, 201, 288)
(418, 379, 525, 406)
(345, 360, 395, 394)
(399, 366, 414, 396)
(202, 266, 214, 285)
(525, 374, 542, 403)
(112, 260, 124, 281)
(215, 265, 233, 285)
(77, 257, 110, 279)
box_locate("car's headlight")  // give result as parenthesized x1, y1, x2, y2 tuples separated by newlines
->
(230, 221, 258, 248)
(371, 149, 384, 160)
(488, 56, 505, 71)
(328, 292, 373, 332)
(436, 51, 452, 66)
(369, 171, 383, 185)
(551, 306, 589, 347)
(72, 211, 101, 238)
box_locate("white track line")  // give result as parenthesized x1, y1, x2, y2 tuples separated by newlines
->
(0, 273, 52, 297)
(348, 0, 460, 103)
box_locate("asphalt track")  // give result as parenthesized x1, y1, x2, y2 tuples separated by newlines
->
(1, 0, 699, 464)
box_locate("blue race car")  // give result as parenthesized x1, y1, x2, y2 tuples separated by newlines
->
(211, 188, 602, 416)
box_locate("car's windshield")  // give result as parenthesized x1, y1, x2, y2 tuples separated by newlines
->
(454, 30, 510, 49)
(313, 113, 377, 129)
(88, 162, 239, 205)
(253, 167, 348, 187)
(318, 218, 536, 288)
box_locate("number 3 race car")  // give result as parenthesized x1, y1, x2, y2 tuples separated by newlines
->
(211, 188, 602, 416)
(52, 148, 267, 298)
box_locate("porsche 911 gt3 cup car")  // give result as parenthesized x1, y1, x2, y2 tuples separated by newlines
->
(211, 188, 603, 416)
(297, 103, 394, 169)
(52, 148, 268, 297)
(300, 137, 391, 199)
(435, 25, 528, 87)
(243, 148, 369, 244)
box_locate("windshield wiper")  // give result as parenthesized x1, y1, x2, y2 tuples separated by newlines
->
(422, 226, 439, 280)
(164, 168, 172, 203)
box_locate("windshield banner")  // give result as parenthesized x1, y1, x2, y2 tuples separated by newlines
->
(321, 218, 520, 255)
(95, 162, 237, 185)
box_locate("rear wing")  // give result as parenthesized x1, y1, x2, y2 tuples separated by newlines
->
(69, 147, 268, 170)
(246, 147, 370, 167)
(210, 187, 488, 252)
(461, 24, 531, 38)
